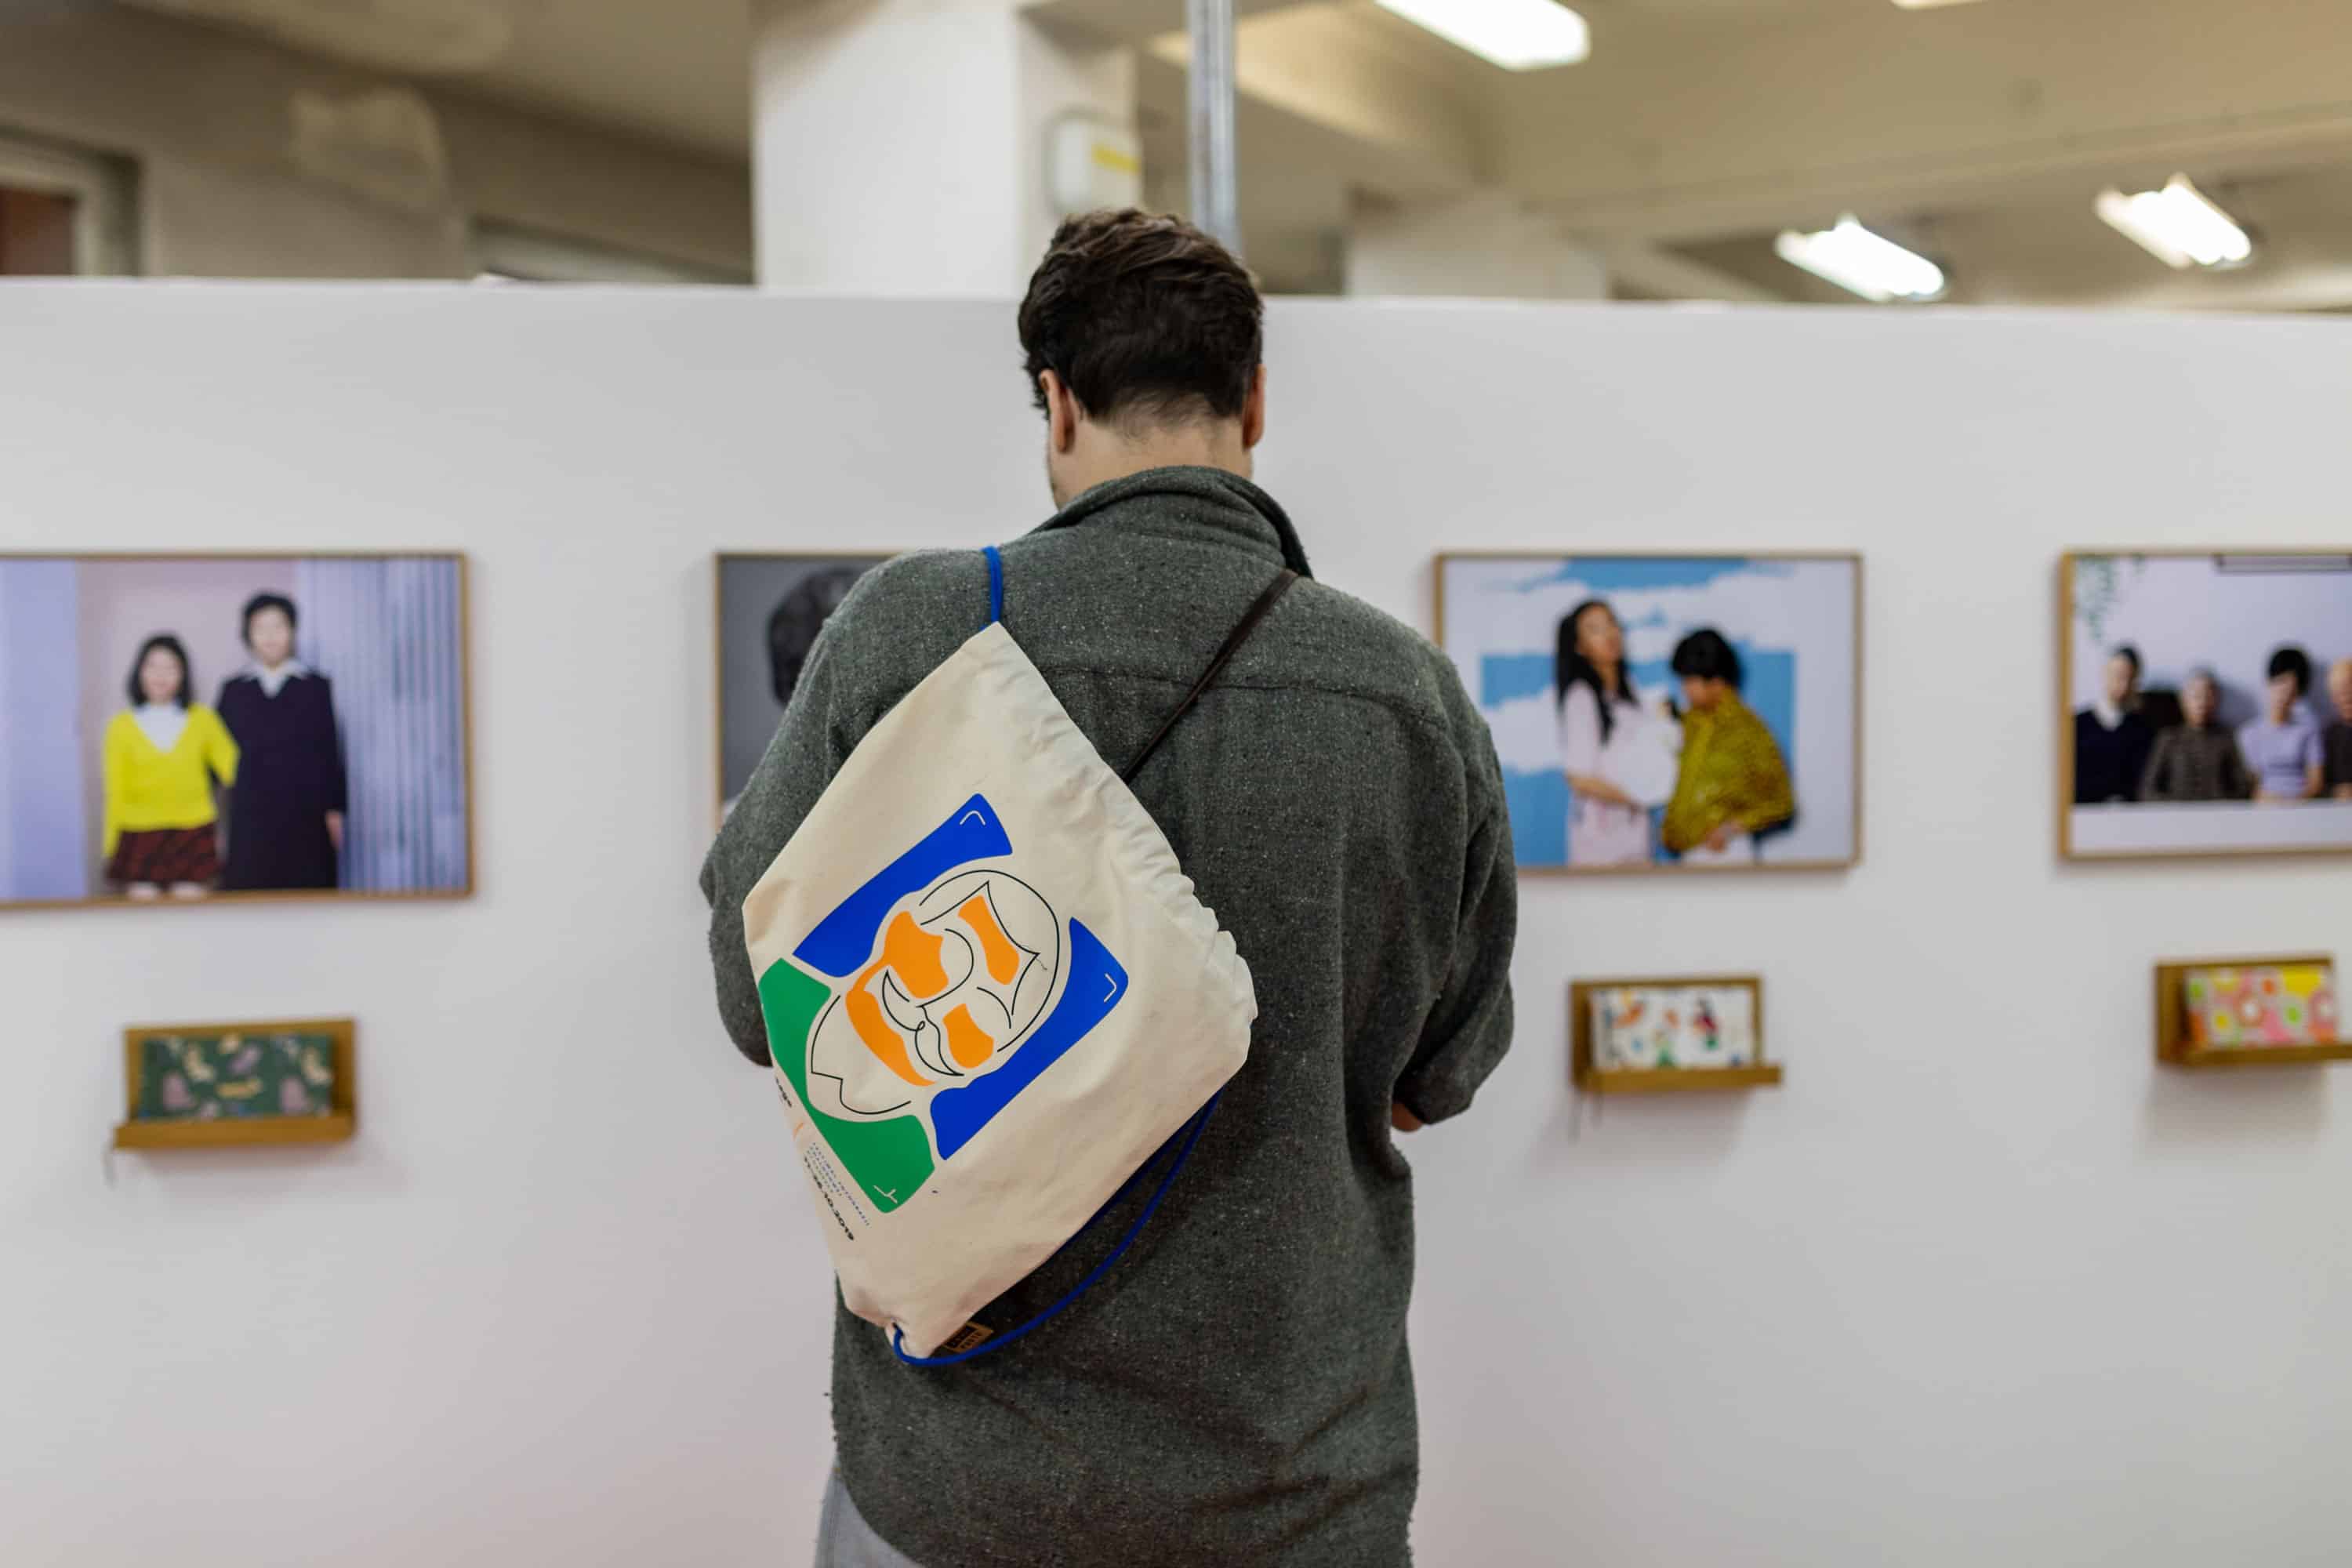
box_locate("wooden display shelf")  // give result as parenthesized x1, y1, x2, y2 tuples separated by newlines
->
(114, 1018, 358, 1149)
(2164, 1045, 2352, 1071)
(114, 1113, 355, 1149)
(2154, 956, 2343, 1069)
(1570, 976, 1782, 1097)
(1580, 1065, 1784, 1096)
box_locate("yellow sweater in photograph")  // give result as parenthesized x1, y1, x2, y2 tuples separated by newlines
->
(1662, 693, 1794, 855)
(101, 707, 239, 855)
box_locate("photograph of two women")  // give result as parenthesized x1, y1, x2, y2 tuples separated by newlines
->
(0, 554, 470, 906)
(1436, 554, 1864, 872)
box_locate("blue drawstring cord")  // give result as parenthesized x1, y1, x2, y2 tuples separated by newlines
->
(982, 544, 1004, 625)
(890, 1091, 1222, 1367)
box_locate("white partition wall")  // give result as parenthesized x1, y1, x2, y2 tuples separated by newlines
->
(4, 286, 2350, 1566)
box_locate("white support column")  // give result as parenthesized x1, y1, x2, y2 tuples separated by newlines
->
(753, 0, 1135, 294)
(1343, 190, 1609, 300)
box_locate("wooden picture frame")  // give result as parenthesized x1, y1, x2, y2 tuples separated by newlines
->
(712, 551, 894, 829)
(1570, 975, 1782, 1095)
(2058, 549, 2352, 862)
(1432, 550, 1864, 877)
(114, 1017, 358, 1148)
(2153, 955, 2348, 1069)
(0, 550, 474, 911)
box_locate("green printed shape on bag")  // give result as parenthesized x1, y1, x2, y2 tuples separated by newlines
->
(758, 958, 935, 1212)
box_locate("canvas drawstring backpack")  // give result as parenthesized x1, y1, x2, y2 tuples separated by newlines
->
(740, 543, 1295, 1361)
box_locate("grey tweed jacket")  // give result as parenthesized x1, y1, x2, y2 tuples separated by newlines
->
(702, 466, 1516, 1568)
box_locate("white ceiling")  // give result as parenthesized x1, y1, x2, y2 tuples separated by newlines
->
(1236, 0, 2352, 306)
(466, 0, 750, 156)
(126, 0, 753, 156)
(1686, 164, 2352, 311)
(118, 0, 2352, 306)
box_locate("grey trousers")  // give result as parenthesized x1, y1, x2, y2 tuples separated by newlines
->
(816, 1468, 927, 1568)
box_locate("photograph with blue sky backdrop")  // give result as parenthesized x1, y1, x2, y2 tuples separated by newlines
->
(1437, 554, 1860, 872)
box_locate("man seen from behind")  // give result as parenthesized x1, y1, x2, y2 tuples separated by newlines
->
(702, 209, 1518, 1568)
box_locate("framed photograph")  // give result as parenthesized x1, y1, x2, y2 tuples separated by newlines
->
(114, 1017, 357, 1148)
(714, 552, 889, 824)
(0, 554, 471, 908)
(1435, 553, 1862, 873)
(2060, 551, 2352, 861)
(1569, 975, 1781, 1095)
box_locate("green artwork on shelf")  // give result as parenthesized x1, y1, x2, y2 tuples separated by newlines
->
(131, 1029, 338, 1122)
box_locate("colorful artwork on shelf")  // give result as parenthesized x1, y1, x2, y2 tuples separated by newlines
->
(129, 1027, 340, 1123)
(1590, 984, 1758, 1070)
(2182, 964, 2339, 1049)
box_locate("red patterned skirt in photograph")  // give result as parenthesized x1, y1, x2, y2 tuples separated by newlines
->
(107, 826, 222, 888)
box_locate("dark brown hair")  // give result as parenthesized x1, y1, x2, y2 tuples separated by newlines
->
(1018, 209, 1262, 426)
(2269, 644, 2312, 695)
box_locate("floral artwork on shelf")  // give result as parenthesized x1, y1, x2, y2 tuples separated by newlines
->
(2182, 963, 2339, 1049)
(132, 1028, 340, 1122)
(114, 1018, 357, 1149)
(1589, 982, 1759, 1071)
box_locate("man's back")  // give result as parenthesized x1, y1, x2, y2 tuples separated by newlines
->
(702, 467, 1515, 1566)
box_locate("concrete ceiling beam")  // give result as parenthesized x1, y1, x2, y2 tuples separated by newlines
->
(1021, 0, 1319, 50)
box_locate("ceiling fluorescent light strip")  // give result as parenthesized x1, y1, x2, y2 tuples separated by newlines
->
(1372, 0, 1591, 71)
(1773, 216, 1946, 303)
(2095, 176, 2252, 270)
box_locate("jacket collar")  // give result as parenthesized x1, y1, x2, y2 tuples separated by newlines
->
(1029, 466, 1314, 579)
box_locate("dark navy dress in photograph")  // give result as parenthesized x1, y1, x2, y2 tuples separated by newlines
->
(217, 666, 347, 891)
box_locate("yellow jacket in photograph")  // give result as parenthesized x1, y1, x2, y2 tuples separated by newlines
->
(101, 707, 239, 855)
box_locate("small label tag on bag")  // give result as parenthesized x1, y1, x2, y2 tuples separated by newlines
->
(940, 1323, 994, 1354)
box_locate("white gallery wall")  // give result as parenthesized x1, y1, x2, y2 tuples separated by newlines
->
(5, 286, 2351, 1568)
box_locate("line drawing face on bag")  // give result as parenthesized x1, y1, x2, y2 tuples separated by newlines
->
(808, 868, 1063, 1117)
(755, 793, 1131, 1214)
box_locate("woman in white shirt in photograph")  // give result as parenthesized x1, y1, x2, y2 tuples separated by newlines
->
(1555, 598, 1666, 866)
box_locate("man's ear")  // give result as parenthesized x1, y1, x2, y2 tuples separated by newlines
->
(1040, 369, 1081, 453)
(1240, 364, 1268, 451)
